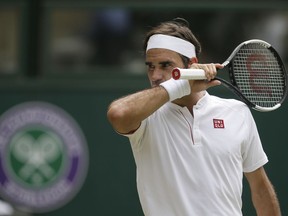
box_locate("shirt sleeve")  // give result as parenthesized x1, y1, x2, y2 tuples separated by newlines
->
(242, 108, 268, 173)
(121, 118, 147, 151)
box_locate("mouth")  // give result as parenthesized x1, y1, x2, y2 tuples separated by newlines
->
(151, 80, 164, 87)
(151, 84, 159, 88)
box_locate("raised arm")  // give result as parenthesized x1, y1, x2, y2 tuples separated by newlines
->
(107, 86, 169, 134)
(244, 167, 281, 216)
(107, 63, 221, 134)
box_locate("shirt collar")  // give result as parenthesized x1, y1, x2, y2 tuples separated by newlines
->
(166, 91, 210, 111)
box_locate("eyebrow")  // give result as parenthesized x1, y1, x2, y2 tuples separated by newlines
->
(145, 60, 173, 66)
(145, 62, 152, 66)
(159, 61, 173, 66)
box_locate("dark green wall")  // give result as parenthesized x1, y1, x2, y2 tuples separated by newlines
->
(0, 1, 287, 215)
(0, 80, 286, 216)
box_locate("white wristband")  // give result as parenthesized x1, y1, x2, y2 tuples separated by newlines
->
(160, 78, 191, 101)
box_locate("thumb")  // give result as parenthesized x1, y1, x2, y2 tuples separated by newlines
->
(206, 80, 221, 89)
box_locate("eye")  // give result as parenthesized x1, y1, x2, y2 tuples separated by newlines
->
(145, 64, 155, 73)
(147, 64, 154, 70)
(161, 62, 173, 70)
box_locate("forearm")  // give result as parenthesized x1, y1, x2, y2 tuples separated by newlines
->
(107, 86, 169, 134)
(250, 172, 281, 216)
(245, 167, 281, 216)
(252, 179, 281, 216)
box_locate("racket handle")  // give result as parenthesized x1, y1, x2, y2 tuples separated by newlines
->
(172, 68, 206, 80)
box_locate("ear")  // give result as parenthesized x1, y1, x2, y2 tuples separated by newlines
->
(188, 57, 198, 67)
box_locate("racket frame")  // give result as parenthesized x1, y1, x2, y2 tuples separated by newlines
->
(224, 39, 287, 111)
(172, 39, 288, 112)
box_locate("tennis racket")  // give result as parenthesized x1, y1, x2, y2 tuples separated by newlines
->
(172, 39, 287, 112)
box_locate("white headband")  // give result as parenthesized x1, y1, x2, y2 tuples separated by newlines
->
(146, 34, 196, 58)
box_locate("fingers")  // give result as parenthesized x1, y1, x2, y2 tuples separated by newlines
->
(190, 63, 222, 81)
(188, 63, 223, 92)
(189, 79, 221, 93)
(205, 64, 217, 81)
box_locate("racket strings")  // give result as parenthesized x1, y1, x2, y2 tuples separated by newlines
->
(232, 44, 285, 108)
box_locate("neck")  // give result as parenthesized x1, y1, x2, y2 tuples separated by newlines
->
(173, 91, 206, 110)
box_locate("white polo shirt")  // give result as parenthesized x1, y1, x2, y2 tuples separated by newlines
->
(125, 92, 268, 216)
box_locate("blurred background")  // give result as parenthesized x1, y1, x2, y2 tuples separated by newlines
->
(0, 0, 287, 215)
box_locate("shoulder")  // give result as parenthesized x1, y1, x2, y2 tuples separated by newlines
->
(208, 94, 251, 116)
(210, 94, 245, 107)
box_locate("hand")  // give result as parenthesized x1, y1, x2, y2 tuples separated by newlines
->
(188, 63, 224, 92)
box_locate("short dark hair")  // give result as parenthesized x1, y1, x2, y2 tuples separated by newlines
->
(143, 18, 201, 68)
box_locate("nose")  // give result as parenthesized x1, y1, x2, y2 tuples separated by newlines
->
(150, 69, 163, 85)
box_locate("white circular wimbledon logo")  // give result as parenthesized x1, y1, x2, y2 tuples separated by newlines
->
(0, 101, 89, 213)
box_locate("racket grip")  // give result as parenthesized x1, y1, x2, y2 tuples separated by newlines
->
(172, 68, 206, 80)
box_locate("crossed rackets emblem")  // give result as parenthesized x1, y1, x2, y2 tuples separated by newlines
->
(10, 131, 63, 186)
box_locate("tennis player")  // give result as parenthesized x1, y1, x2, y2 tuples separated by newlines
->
(107, 18, 281, 215)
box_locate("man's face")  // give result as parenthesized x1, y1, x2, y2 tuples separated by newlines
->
(145, 48, 185, 88)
